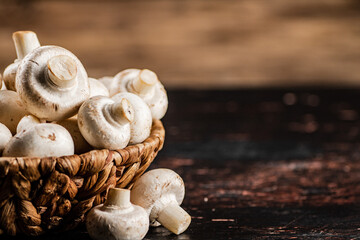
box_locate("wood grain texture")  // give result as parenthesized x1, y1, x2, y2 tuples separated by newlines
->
(0, 0, 359, 88)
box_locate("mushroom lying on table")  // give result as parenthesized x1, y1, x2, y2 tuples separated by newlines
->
(16, 46, 90, 121)
(131, 168, 191, 235)
(3, 31, 41, 91)
(3, 115, 74, 157)
(86, 188, 149, 240)
(77, 96, 133, 150)
(108, 69, 168, 120)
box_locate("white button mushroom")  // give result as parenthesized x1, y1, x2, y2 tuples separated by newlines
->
(16, 46, 90, 121)
(86, 188, 149, 240)
(77, 96, 134, 150)
(56, 117, 92, 154)
(0, 90, 29, 134)
(3, 31, 41, 91)
(112, 92, 152, 145)
(0, 123, 12, 155)
(3, 115, 74, 157)
(16, 114, 41, 133)
(98, 76, 113, 89)
(89, 77, 110, 98)
(110, 69, 168, 120)
(130, 168, 191, 235)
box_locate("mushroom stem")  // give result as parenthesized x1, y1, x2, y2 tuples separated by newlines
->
(104, 188, 132, 209)
(12, 31, 40, 60)
(132, 69, 157, 95)
(157, 203, 191, 235)
(110, 99, 134, 124)
(47, 55, 77, 88)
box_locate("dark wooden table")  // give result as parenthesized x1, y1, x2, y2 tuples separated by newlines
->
(6, 89, 360, 239)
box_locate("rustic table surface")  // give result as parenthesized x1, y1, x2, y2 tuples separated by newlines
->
(5, 89, 360, 239)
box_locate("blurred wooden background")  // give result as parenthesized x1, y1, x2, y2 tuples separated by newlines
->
(0, 0, 359, 89)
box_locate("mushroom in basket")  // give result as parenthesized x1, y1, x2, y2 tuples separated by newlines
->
(16, 46, 90, 121)
(3, 115, 74, 157)
(106, 69, 168, 120)
(77, 96, 134, 150)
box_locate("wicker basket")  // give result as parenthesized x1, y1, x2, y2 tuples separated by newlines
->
(0, 119, 165, 236)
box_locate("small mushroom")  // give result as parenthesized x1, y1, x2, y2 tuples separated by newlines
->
(3, 115, 74, 157)
(3, 31, 41, 91)
(86, 188, 149, 240)
(110, 69, 168, 120)
(89, 77, 110, 98)
(16, 46, 90, 121)
(130, 168, 191, 235)
(77, 96, 134, 150)
(56, 117, 92, 154)
(0, 90, 29, 134)
(112, 92, 152, 144)
(0, 123, 12, 155)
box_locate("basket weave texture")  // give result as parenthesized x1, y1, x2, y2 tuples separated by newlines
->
(0, 119, 165, 236)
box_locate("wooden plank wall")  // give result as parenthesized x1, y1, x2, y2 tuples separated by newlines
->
(0, 0, 359, 89)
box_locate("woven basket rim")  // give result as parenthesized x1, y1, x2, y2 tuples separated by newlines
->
(0, 119, 164, 161)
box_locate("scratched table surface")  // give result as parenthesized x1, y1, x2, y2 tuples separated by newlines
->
(5, 89, 360, 239)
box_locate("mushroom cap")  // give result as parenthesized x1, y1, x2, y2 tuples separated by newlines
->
(112, 92, 152, 144)
(98, 76, 113, 91)
(0, 123, 12, 155)
(111, 69, 168, 119)
(89, 77, 110, 98)
(16, 45, 90, 121)
(130, 168, 185, 223)
(3, 122, 74, 157)
(109, 69, 140, 96)
(144, 82, 168, 120)
(86, 203, 149, 240)
(57, 117, 92, 154)
(2, 61, 19, 91)
(77, 96, 133, 150)
(0, 90, 29, 134)
(16, 114, 40, 133)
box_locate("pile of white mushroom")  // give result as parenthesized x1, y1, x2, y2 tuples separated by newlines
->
(0, 31, 191, 239)
(0, 30, 167, 156)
